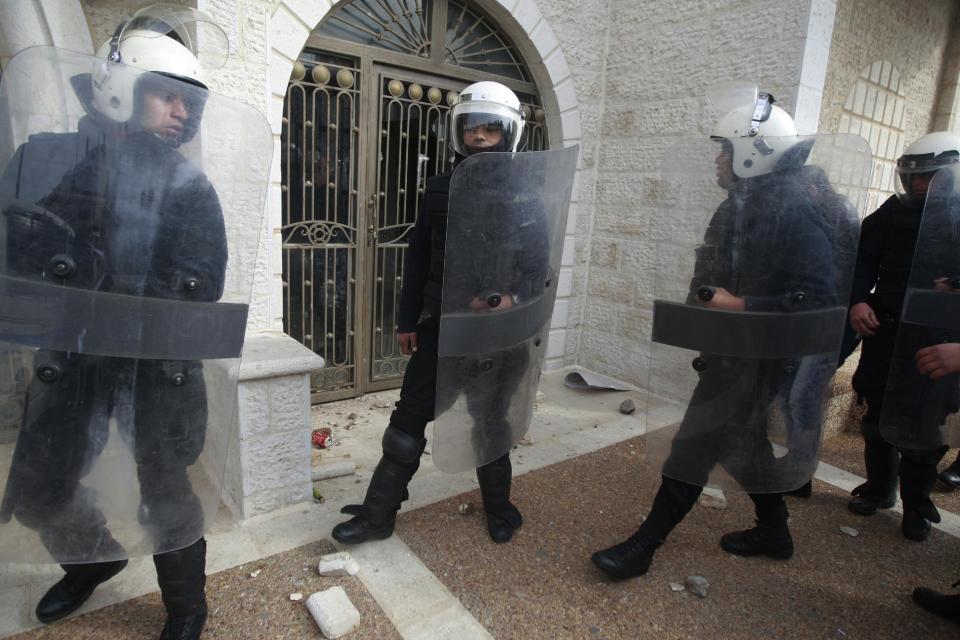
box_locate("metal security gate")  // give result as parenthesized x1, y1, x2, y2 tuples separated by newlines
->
(282, 0, 548, 402)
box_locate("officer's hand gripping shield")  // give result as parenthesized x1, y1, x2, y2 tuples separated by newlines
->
(433, 146, 578, 473)
(0, 47, 271, 563)
(645, 133, 871, 493)
(880, 164, 960, 449)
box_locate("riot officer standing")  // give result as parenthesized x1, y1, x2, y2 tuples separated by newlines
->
(332, 82, 566, 545)
(846, 133, 960, 541)
(0, 7, 269, 639)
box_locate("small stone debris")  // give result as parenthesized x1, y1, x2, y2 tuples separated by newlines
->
(306, 587, 361, 639)
(685, 575, 709, 598)
(347, 412, 359, 420)
(458, 502, 472, 515)
(289, 592, 303, 601)
(518, 435, 535, 446)
(312, 460, 357, 481)
(698, 487, 728, 510)
(619, 399, 636, 415)
(669, 582, 685, 592)
(249, 569, 261, 578)
(318, 551, 360, 577)
(839, 526, 859, 537)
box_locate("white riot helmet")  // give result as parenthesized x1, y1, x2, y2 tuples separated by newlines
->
(90, 4, 228, 143)
(711, 92, 802, 179)
(895, 132, 960, 204)
(448, 81, 525, 156)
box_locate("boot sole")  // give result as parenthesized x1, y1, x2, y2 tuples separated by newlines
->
(719, 542, 794, 560)
(847, 500, 895, 516)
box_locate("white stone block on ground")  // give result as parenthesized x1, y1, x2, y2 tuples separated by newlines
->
(306, 587, 361, 639)
(312, 460, 357, 481)
(318, 551, 360, 577)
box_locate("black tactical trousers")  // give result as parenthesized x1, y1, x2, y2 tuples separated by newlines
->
(4, 355, 207, 560)
(373, 316, 523, 520)
(391, 316, 528, 456)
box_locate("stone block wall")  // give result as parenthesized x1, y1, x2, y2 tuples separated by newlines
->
(551, 0, 816, 386)
(817, 0, 956, 144)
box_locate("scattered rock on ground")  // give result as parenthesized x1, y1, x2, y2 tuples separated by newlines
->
(318, 551, 360, 577)
(249, 569, 261, 578)
(306, 586, 361, 638)
(698, 487, 727, 510)
(839, 526, 859, 537)
(619, 399, 636, 415)
(289, 592, 303, 601)
(685, 575, 709, 598)
(347, 412, 358, 420)
(669, 582, 685, 592)
(458, 502, 472, 515)
(518, 435, 535, 446)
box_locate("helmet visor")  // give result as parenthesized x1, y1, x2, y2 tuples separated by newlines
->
(120, 4, 229, 69)
(449, 101, 523, 155)
(705, 82, 759, 130)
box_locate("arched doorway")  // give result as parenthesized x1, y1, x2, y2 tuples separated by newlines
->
(281, 0, 548, 402)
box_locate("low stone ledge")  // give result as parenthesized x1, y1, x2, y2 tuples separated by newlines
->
(222, 332, 324, 521)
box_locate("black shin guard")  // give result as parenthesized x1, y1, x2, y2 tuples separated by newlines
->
(154, 537, 206, 617)
(636, 476, 702, 543)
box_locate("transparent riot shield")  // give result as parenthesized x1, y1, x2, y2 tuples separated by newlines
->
(645, 134, 871, 493)
(432, 146, 578, 473)
(0, 47, 271, 563)
(880, 165, 960, 450)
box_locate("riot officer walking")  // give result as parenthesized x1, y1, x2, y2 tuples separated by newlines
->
(591, 87, 867, 579)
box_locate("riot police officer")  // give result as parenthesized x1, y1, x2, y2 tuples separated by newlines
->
(332, 81, 536, 545)
(0, 7, 264, 638)
(592, 92, 863, 579)
(846, 132, 960, 541)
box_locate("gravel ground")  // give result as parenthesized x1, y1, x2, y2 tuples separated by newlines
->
(9, 540, 400, 640)
(398, 435, 959, 640)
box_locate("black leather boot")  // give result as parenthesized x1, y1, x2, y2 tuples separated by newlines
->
(720, 522, 794, 559)
(591, 531, 660, 580)
(848, 437, 898, 515)
(332, 426, 425, 544)
(591, 476, 699, 580)
(35, 558, 128, 623)
(938, 456, 960, 489)
(848, 482, 897, 514)
(913, 585, 960, 623)
(901, 455, 943, 542)
(476, 454, 522, 543)
(721, 493, 793, 559)
(155, 538, 207, 640)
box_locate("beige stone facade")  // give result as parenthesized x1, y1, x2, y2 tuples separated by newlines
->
(1, 0, 959, 514)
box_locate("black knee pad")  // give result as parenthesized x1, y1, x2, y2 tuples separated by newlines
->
(382, 425, 425, 465)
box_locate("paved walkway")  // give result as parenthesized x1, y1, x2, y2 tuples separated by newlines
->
(2, 370, 958, 638)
